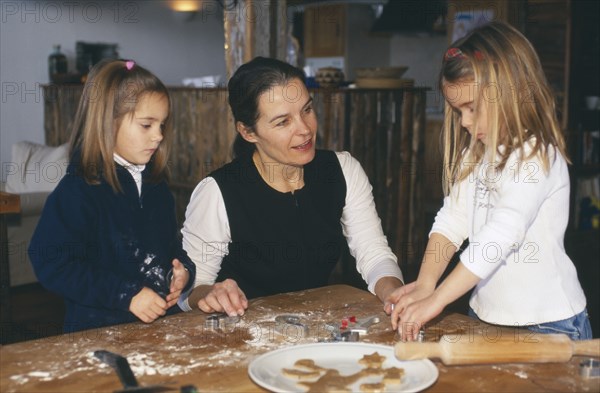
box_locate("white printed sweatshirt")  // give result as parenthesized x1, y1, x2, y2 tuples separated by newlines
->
(431, 143, 587, 326)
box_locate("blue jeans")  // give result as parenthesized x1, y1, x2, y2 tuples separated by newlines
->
(468, 308, 593, 341)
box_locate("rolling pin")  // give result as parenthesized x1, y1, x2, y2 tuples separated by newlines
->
(395, 334, 600, 365)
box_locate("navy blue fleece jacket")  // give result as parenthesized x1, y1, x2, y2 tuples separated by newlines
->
(29, 158, 195, 333)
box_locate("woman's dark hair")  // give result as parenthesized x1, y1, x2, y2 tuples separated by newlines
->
(228, 56, 306, 158)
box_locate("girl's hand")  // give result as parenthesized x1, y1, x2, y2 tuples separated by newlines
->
(130, 287, 168, 323)
(197, 279, 248, 317)
(166, 259, 189, 307)
(394, 263, 480, 340)
(397, 294, 444, 342)
(390, 282, 435, 330)
(373, 276, 404, 315)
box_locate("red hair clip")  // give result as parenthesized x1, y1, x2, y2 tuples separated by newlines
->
(444, 48, 465, 61)
(444, 48, 484, 61)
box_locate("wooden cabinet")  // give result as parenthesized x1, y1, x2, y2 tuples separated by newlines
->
(303, 4, 346, 57)
(523, 0, 571, 130)
(447, 0, 524, 42)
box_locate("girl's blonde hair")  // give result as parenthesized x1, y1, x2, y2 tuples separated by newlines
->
(68, 59, 171, 193)
(439, 21, 568, 195)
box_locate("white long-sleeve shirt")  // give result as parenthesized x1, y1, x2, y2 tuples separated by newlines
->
(431, 143, 586, 325)
(179, 151, 403, 311)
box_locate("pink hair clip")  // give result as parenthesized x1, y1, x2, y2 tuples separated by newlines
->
(444, 48, 484, 61)
(125, 60, 135, 70)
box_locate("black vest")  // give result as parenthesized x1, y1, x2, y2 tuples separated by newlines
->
(211, 150, 347, 298)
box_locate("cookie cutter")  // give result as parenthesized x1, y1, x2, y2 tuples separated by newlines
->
(274, 315, 359, 342)
(204, 314, 240, 332)
(275, 315, 311, 337)
(275, 314, 309, 336)
(348, 315, 380, 334)
(340, 330, 360, 342)
(322, 315, 381, 342)
(321, 323, 359, 342)
(274, 314, 381, 342)
(580, 358, 600, 379)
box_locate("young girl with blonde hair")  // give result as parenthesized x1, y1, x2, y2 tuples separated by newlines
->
(29, 59, 195, 332)
(388, 21, 591, 341)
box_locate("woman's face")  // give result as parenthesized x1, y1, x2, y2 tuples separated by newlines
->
(443, 80, 489, 145)
(244, 78, 317, 166)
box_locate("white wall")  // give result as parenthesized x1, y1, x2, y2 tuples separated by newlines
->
(0, 0, 449, 172)
(345, 4, 390, 80)
(1, 0, 225, 176)
(389, 33, 448, 113)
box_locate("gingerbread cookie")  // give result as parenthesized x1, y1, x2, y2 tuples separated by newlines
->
(281, 352, 404, 392)
(294, 358, 327, 371)
(298, 368, 364, 393)
(358, 352, 386, 368)
(282, 368, 323, 380)
(382, 366, 404, 384)
(358, 367, 384, 377)
(359, 382, 386, 393)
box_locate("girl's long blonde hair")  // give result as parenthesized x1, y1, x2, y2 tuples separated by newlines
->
(439, 21, 568, 195)
(68, 59, 172, 193)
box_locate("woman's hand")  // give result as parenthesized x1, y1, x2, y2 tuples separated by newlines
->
(381, 281, 416, 315)
(130, 287, 168, 323)
(197, 279, 248, 316)
(374, 276, 405, 314)
(166, 259, 190, 308)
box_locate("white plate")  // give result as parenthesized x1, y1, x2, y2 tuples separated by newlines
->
(248, 342, 438, 392)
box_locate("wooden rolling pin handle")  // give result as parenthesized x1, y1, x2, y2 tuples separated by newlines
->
(572, 339, 600, 357)
(395, 342, 443, 361)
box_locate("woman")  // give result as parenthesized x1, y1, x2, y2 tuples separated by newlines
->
(178, 57, 404, 317)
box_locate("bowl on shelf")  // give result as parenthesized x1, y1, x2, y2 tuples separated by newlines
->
(355, 66, 408, 79)
(315, 67, 345, 88)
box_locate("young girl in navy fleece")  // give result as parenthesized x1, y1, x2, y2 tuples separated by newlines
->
(29, 59, 195, 333)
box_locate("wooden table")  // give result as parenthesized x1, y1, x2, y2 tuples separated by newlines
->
(1, 285, 598, 392)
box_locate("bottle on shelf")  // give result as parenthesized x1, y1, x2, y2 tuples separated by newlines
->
(48, 44, 67, 83)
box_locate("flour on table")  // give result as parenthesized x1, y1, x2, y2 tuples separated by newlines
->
(9, 375, 30, 385)
(7, 352, 103, 387)
(27, 371, 51, 378)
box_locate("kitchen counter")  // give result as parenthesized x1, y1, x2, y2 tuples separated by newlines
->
(1, 284, 597, 392)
